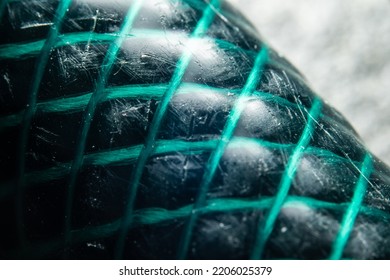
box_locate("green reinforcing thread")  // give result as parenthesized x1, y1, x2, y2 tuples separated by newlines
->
(15, 0, 72, 252)
(114, 0, 222, 259)
(250, 97, 323, 259)
(0, 138, 221, 200)
(64, 0, 145, 255)
(329, 153, 374, 260)
(177, 45, 269, 259)
(0, 82, 309, 131)
(0, 33, 134, 60)
(0, 29, 243, 61)
(0, 135, 368, 202)
(13, 194, 390, 259)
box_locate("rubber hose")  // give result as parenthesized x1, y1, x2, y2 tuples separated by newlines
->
(0, 0, 389, 259)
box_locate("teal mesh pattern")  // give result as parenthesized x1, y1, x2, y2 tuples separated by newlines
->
(115, 0, 222, 259)
(13, 0, 73, 253)
(251, 98, 323, 259)
(330, 153, 373, 259)
(64, 0, 145, 257)
(0, 0, 386, 259)
(177, 45, 269, 259)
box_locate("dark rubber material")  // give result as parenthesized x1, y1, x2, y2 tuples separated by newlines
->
(0, 0, 390, 259)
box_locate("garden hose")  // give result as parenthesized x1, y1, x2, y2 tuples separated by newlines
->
(0, 0, 390, 259)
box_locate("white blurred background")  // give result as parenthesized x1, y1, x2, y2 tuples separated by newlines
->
(228, 0, 390, 166)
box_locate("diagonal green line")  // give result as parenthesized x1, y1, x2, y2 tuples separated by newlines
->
(0, 29, 187, 60)
(0, 137, 368, 204)
(177, 46, 269, 259)
(5, 196, 293, 258)
(64, 0, 145, 255)
(114, 0, 222, 259)
(0, 135, 368, 202)
(0, 137, 292, 200)
(0, 139, 219, 200)
(70, 195, 390, 240)
(0, 84, 168, 131)
(15, 0, 72, 252)
(0, 27, 304, 85)
(0, 29, 213, 61)
(10, 194, 390, 259)
(250, 97, 323, 259)
(329, 153, 373, 260)
(0, 33, 134, 60)
(0, 82, 309, 131)
(0, 28, 305, 91)
(0, 29, 236, 61)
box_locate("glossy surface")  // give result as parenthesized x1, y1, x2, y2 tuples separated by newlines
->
(0, 0, 390, 259)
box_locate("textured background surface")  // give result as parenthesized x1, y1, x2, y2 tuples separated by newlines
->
(229, 0, 390, 165)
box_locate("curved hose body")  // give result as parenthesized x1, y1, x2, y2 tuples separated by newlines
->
(0, 0, 389, 259)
